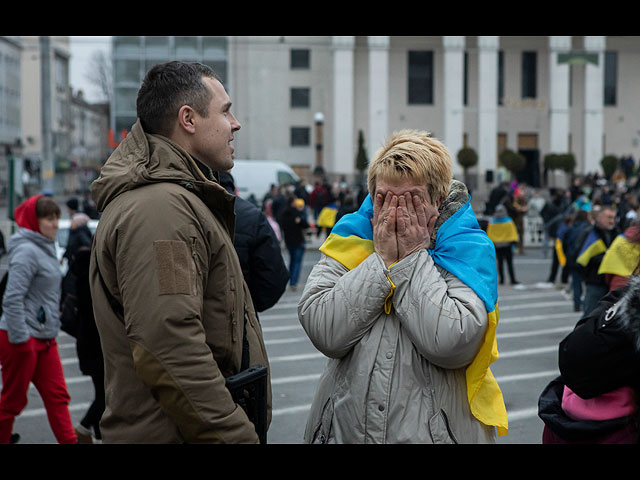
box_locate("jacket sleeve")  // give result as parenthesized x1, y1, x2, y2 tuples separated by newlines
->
(246, 212, 289, 312)
(2, 244, 38, 344)
(388, 250, 488, 369)
(112, 194, 258, 443)
(298, 252, 391, 358)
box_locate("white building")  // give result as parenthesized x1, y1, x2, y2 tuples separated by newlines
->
(0, 36, 22, 203)
(20, 36, 72, 195)
(232, 36, 640, 194)
(112, 36, 640, 197)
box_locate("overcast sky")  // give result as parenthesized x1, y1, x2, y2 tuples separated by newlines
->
(69, 36, 112, 103)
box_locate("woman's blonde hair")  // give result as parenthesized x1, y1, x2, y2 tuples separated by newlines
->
(367, 129, 452, 204)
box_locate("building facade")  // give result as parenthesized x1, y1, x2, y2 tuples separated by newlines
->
(20, 36, 73, 195)
(111, 36, 640, 197)
(69, 90, 110, 193)
(0, 36, 22, 205)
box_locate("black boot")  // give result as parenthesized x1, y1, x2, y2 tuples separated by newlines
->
(9, 433, 20, 444)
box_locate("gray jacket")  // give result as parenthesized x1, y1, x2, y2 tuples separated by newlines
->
(0, 228, 62, 343)
(298, 243, 497, 443)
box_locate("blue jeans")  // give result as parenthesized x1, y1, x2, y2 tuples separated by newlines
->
(583, 283, 608, 316)
(287, 245, 305, 286)
(569, 267, 583, 310)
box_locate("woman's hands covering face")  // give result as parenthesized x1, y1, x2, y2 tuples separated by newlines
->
(372, 189, 438, 268)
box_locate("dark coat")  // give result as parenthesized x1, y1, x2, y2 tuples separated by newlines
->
(279, 205, 309, 248)
(220, 172, 289, 313)
(70, 246, 103, 377)
(577, 225, 619, 285)
(538, 278, 640, 443)
(64, 225, 92, 263)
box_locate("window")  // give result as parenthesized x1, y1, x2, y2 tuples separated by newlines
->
(521, 51, 537, 99)
(114, 36, 141, 55)
(290, 87, 310, 108)
(175, 36, 199, 59)
(54, 54, 68, 92)
(604, 51, 617, 106)
(463, 51, 468, 106)
(116, 59, 141, 84)
(408, 50, 433, 105)
(145, 36, 170, 57)
(290, 127, 310, 146)
(290, 49, 310, 69)
(203, 37, 227, 61)
(498, 50, 504, 105)
(204, 60, 227, 84)
(278, 171, 297, 185)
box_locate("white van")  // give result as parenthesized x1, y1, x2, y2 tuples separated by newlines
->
(230, 160, 300, 203)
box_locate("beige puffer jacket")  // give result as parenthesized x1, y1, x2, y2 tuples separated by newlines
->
(298, 189, 496, 444)
(90, 119, 271, 443)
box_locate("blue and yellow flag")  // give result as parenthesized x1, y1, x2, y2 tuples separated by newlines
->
(486, 216, 519, 244)
(576, 230, 607, 268)
(317, 204, 339, 229)
(319, 194, 508, 436)
(598, 233, 640, 277)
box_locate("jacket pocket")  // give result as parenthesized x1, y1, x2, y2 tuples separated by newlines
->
(429, 409, 458, 444)
(311, 397, 335, 444)
(153, 240, 194, 296)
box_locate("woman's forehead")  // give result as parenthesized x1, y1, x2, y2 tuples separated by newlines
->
(375, 177, 428, 196)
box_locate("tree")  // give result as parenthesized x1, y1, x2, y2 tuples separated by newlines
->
(601, 155, 618, 178)
(355, 130, 369, 183)
(457, 147, 478, 174)
(499, 149, 526, 176)
(85, 50, 113, 104)
(558, 153, 576, 174)
(543, 153, 559, 172)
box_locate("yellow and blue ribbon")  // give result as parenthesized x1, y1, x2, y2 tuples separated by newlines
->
(319, 194, 508, 436)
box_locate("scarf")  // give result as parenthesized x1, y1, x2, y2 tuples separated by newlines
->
(13, 194, 43, 233)
(319, 191, 508, 436)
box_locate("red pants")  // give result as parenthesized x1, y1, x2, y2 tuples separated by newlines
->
(0, 330, 77, 444)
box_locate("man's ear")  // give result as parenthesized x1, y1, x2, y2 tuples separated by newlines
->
(177, 105, 196, 134)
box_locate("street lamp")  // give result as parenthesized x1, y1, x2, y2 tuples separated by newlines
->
(313, 112, 325, 176)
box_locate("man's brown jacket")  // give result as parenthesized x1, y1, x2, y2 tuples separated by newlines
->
(89, 119, 271, 443)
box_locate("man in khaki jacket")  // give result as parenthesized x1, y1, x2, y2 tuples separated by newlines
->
(89, 61, 271, 443)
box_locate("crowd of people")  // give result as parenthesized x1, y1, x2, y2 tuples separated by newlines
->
(1, 59, 639, 445)
(483, 172, 640, 443)
(484, 172, 640, 315)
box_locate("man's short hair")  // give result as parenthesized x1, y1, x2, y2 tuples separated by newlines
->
(136, 61, 221, 137)
(368, 129, 452, 204)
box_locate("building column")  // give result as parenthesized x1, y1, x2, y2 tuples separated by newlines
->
(477, 36, 499, 198)
(583, 36, 605, 174)
(367, 36, 390, 163)
(331, 36, 355, 176)
(443, 36, 465, 177)
(549, 36, 572, 185)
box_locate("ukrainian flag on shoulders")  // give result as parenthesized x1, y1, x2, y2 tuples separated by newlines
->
(319, 194, 508, 436)
(598, 233, 640, 277)
(576, 230, 607, 268)
(486, 216, 519, 244)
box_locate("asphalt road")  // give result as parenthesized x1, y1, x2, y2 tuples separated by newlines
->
(4, 243, 580, 444)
